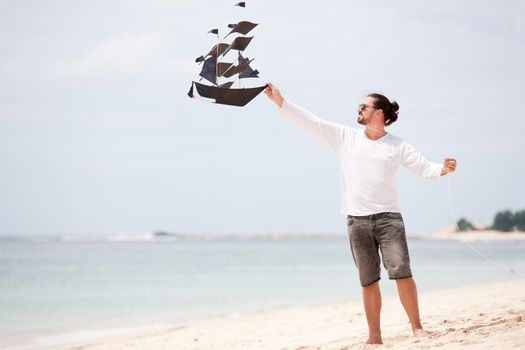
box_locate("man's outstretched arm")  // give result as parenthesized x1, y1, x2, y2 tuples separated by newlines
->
(401, 141, 457, 178)
(264, 82, 347, 149)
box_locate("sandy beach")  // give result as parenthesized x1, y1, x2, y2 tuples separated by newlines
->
(54, 279, 525, 350)
(415, 226, 525, 241)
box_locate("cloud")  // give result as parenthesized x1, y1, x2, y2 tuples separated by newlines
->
(69, 31, 166, 75)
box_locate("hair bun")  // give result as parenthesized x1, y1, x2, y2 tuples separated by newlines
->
(390, 101, 399, 113)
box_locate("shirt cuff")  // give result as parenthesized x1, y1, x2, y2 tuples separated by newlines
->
(431, 163, 444, 178)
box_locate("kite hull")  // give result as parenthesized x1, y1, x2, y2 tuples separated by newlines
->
(188, 81, 265, 107)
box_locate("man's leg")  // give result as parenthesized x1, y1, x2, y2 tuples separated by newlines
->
(363, 281, 383, 344)
(396, 277, 425, 335)
(347, 215, 382, 343)
(375, 212, 424, 337)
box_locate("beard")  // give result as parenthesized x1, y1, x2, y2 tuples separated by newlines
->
(357, 115, 367, 125)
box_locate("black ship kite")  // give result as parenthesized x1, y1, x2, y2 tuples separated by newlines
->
(187, 1, 266, 107)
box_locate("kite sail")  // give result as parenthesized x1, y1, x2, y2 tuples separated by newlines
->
(187, 1, 265, 107)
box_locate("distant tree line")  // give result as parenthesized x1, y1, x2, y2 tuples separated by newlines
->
(456, 209, 525, 233)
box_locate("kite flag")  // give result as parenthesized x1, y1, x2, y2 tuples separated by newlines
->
(187, 1, 265, 107)
(225, 21, 258, 37)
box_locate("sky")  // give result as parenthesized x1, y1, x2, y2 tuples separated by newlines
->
(0, 0, 524, 236)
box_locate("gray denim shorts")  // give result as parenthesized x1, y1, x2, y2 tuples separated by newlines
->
(346, 212, 412, 287)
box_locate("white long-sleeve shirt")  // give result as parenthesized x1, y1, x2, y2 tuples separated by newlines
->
(279, 100, 443, 216)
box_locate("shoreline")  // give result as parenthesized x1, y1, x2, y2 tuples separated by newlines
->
(3, 230, 525, 243)
(41, 278, 525, 350)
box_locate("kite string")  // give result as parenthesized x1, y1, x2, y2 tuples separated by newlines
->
(216, 32, 220, 86)
(446, 176, 516, 274)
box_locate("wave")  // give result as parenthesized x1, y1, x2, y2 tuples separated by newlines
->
(2, 322, 176, 350)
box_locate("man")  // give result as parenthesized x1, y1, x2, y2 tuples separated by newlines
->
(264, 83, 457, 344)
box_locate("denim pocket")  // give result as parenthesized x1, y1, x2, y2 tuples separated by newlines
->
(385, 212, 402, 220)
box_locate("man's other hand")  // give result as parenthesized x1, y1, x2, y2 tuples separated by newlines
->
(441, 157, 457, 175)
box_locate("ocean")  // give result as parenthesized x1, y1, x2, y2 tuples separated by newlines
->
(1, 233, 524, 350)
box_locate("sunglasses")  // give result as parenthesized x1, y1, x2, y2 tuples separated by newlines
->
(358, 104, 378, 111)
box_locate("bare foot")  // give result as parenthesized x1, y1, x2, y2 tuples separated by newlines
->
(413, 328, 428, 338)
(365, 336, 383, 344)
